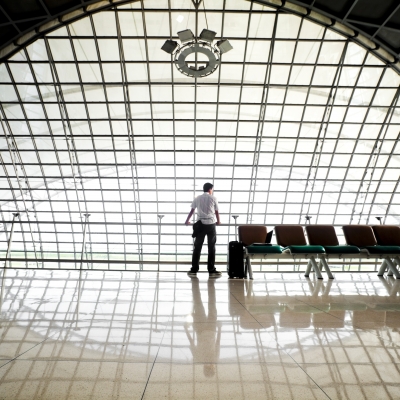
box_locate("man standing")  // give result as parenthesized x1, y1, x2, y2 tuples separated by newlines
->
(185, 183, 222, 277)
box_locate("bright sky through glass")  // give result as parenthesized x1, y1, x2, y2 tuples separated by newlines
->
(0, 0, 400, 268)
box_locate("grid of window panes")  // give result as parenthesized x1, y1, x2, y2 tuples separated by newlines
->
(0, 0, 400, 269)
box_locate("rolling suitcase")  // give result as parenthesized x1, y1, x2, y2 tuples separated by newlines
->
(227, 241, 246, 278)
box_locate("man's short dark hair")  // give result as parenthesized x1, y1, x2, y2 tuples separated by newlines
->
(203, 182, 213, 192)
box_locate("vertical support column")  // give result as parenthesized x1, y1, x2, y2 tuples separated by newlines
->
(157, 215, 164, 272)
(232, 215, 239, 242)
(375, 217, 383, 225)
(79, 214, 90, 271)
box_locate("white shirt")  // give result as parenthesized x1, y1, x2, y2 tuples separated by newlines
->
(191, 193, 219, 225)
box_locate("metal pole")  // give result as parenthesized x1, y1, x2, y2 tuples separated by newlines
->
(157, 215, 164, 272)
(305, 216, 312, 225)
(232, 215, 239, 241)
(5, 213, 20, 269)
(1, 213, 19, 317)
(79, 214, 90, 271)
(376, 217, 383, 225)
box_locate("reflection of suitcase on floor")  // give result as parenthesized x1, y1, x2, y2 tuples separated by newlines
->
(227, 241, 245, 278)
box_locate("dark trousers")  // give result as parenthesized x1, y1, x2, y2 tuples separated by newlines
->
(191, 223, 216, 272)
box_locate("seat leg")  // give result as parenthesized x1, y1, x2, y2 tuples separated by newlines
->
(305, 259, 312, 278)
(320, 256, 334, 279)
(305, 277, 315, 291)
(390, 280, 400, 296)
(323, 278, 333, 295)
(310, 256, 323, 280)
(386, 257, 400, 279)
(314, 280, 324, 295)
(378, 259, 388, 276)
(247, 256, 253, 280)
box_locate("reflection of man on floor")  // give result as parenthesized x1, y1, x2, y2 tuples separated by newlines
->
(185, 277, 221, 377)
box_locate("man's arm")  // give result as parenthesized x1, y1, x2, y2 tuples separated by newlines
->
(215, 210, 221, 225)
(185, 208, 195, 225)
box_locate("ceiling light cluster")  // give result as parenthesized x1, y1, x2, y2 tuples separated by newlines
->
(161, 28, 233, 78)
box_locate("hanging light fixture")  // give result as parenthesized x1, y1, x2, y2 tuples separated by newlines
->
(161, 2, 233, 78)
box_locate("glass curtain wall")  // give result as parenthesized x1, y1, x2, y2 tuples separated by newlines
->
(0, 0, 400, 270)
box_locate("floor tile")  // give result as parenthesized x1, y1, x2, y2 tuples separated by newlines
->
(2, 270, 400, 399)
(16, 320, 168, 363)
(143, 363, 329, 399)
(0, 360, 151, 400)
(156, 322, 293, 364)
(301, 363, 400, 400)
(0, 321, 66, 361)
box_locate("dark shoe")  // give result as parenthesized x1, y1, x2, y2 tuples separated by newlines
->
(209, 270, 222, 277)
(187, 271, 197, 277)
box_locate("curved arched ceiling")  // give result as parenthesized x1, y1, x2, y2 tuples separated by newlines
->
(0, 0, 400, 267)
(1, 0, 400, 67)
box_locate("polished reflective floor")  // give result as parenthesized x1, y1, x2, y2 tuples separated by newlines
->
(0, 269, 400, 399)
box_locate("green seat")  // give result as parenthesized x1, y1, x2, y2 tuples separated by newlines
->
(324, 245, 360, 254)
(246, 245, 283, 254)
(363, 245, 400, 255)
(284, 245, 325, 254)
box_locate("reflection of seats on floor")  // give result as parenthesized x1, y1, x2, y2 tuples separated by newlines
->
(306, 278, 333, 296)
(228, 279, 279, 328)
(279, 311, 311, 328)
(369, 303, 400, 312)
(287, 303, 330, 313)
(352, 309, 386, 327)
(378, 276, 400, 295)
(329, 302, 367, 312)
(343, 225, 400, 279)
(386, 311, 400, 328)
(227, 279, 400, 329)
(240, 314, 276, 329)
(313, 310, 345, 328)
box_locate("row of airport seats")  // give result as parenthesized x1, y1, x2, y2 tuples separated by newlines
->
(239, 224, 400, 280)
